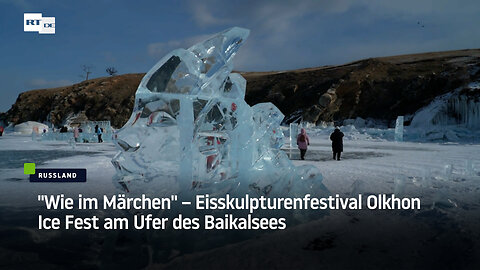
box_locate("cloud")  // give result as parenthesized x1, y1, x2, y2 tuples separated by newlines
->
(147, 34, 212, 58)
(0, 0, 32, 9)
(181, 0, 480, 71)
(182, 1, 367, 70)
(188, 1, 226, 27)
(26, 78, 73, 89)
(186, 0, 351, 32)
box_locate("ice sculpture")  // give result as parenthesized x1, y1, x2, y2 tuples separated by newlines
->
(394, 116, 404, 142)
(289, 123, 299, 148)
(111, 27, 327, 198)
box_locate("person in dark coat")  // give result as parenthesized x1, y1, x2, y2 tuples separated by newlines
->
(330, 127, 344, 161)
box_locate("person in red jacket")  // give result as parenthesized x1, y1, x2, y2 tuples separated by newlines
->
(296, 128, 310, 160)
(0, 126, 4, 136)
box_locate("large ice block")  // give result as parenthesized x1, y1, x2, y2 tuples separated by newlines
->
(464, 160, 475, 177)
(289, 123, 299, 149)
(395, 116, 404, 142)
(111, 27, 327, 198)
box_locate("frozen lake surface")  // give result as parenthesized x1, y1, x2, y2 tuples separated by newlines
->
(0, 134, 479, 269)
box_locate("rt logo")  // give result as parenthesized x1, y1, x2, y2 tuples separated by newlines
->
(24, 13, 55, 34)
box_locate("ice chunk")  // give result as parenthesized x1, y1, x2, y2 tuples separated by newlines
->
(444, 164, 453, 180)
(464, 160, 474, 177)
(393, 174, 406, 196)
(111, 27, 328, 199)
(350, 179, 366, 196)
(289, 123, 299, 149)
(394, 116, 404, 142)
(421, 168, 432, 188)
(409, 88, 480, 142)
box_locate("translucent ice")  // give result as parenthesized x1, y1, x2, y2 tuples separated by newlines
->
(421, 168, 432, 188)
(111, 27, 327, 198)
(464, 160, 474, 177)
(394, 116, 404, 142)
(444, 164, 453, 180)
(289, 123, 299, 149)
(409, 88, 480, 142)
(393, 174, 406, 196)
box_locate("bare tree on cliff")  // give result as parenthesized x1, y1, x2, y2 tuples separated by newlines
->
(106, 67, 118, 76)
(81, 65, 93, 81)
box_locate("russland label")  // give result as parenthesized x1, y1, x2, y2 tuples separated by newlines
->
(29, 169, 87, 182)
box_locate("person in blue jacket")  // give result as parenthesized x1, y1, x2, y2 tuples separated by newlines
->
(95, 125, 103, 143)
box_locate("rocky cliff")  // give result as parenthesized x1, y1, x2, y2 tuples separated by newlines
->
(2, 49, 480, 128)
(242, 49, 480, 126)
(3, 74, 143, 128)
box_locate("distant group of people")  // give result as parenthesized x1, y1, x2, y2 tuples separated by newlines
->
(72, 125, 103, 143)
(59, 126, 69, 133)
(1, 123, 107, 144)
(69, 125, 103, 143)
(296, 127, 344, 161)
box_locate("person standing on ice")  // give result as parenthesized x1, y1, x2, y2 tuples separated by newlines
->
(73, 127, 79, 142)
(297, 128, 310, 160)
(0, 125, 4, 136)
(330, 127, 344, 161)
(95, 125, 103, 143)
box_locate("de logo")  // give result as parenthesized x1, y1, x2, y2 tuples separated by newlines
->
(24, 13, 55, 34)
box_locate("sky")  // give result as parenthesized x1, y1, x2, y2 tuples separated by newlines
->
(0, 0, 479, 112)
